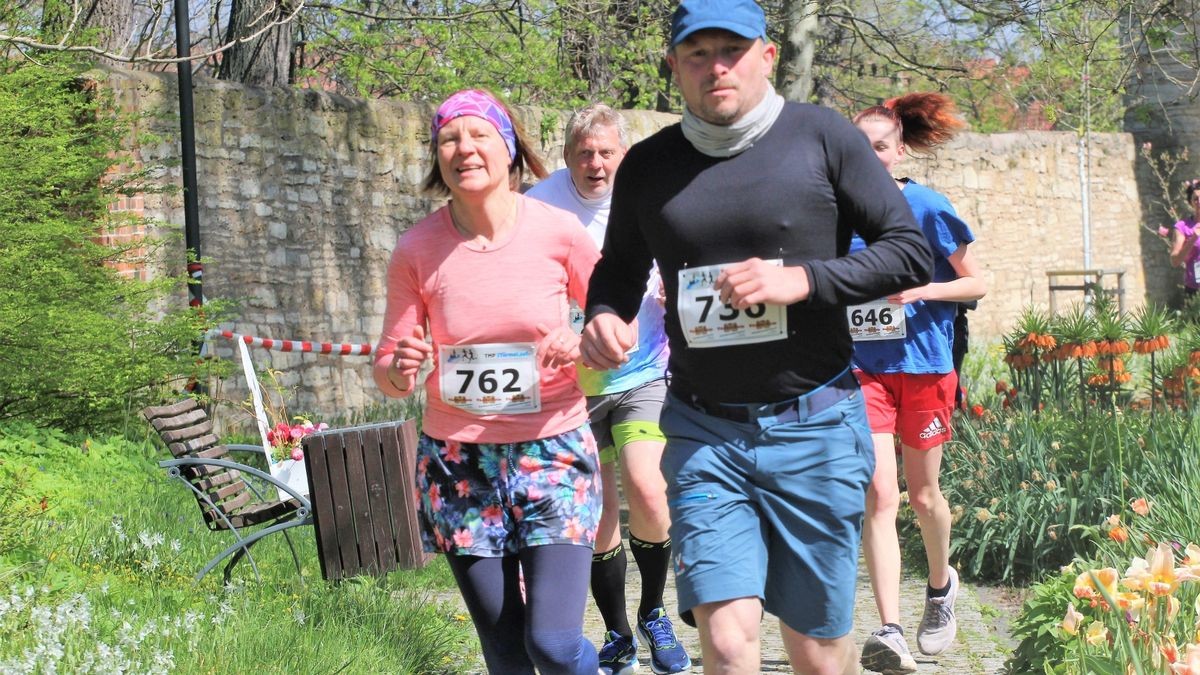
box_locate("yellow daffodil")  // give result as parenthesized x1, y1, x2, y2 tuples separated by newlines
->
(1116, 591, 1145, 618)
(1125, 556, 1151, 591)
(1086, 621, 1109, 646)
(1148, 542, 1180, 597)
(1062, 602, 1084, 635)
(1179, 544, 1200, 581)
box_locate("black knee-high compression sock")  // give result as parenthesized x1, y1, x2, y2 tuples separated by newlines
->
(590, 544, 632, 636)
(629, 536, 671, 620)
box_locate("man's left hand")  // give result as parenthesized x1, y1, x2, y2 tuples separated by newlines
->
(715, 258, 809, 308)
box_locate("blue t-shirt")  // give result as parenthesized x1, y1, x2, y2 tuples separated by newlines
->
(850, 180, 975, 374)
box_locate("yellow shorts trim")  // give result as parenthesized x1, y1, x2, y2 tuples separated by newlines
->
(598, 420, 666, 465)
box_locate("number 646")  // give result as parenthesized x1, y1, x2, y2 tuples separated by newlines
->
(849, 307, 894, 327)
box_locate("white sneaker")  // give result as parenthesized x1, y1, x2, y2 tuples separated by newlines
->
(917, 567, 959, 655)
(860, 625, 918, 673)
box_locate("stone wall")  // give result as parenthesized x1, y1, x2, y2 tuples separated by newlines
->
(98, 68, 1162, 419)
(901, 131, 1158, 339)
(1124, 31, 1200, 309)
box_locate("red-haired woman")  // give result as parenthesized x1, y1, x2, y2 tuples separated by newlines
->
(850, 93, 988, 673)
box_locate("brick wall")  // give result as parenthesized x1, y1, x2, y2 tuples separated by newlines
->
(102, 166, 148, 281)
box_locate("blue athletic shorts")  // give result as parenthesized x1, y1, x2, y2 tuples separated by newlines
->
(659, 388, 875, 638)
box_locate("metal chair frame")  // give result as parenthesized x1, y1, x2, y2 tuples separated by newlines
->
(144, 400, 314, 585)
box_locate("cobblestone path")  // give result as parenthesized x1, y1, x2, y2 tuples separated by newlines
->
(455, 542, 1015, 673)
(577, 544, 1010, 674)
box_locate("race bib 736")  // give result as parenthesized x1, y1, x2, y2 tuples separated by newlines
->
(677, 261, 788, 348)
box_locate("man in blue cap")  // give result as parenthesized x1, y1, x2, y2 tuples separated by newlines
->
(580, 0, 933, 670)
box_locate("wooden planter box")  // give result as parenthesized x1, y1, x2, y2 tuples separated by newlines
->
(302, 419, 432, 580)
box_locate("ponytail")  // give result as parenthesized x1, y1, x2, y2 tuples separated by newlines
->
(853, 92, 966, 152)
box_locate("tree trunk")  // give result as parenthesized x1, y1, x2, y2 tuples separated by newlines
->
(42, 0, 134, 63)
(775, 0, 821, 103)
(218, 0, 294, 87)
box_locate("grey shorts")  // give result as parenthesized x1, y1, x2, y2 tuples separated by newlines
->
(587, 378, 667, 464)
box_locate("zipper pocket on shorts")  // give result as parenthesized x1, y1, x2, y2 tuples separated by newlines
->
(669, 491, 716, 507)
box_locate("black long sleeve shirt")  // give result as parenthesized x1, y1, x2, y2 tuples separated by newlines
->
(585, 102, 933, 403)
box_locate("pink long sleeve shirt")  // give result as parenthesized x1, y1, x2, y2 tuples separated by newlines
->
(373, 194, 600, 444)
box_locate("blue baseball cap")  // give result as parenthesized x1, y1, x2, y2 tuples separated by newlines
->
(670, 0, 768, 47)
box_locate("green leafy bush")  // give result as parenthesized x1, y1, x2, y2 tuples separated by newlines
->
(0, 59, 213, 432)
(1006, 566, 1077, 673)
(0, 462, 49, 560)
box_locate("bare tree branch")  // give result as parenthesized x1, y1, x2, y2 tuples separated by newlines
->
(0, 0, 305, 64)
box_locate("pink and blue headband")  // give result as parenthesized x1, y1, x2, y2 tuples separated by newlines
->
(431, 90, 517, 161)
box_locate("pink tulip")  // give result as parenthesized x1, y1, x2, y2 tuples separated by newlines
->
(291, 448, 304, 461)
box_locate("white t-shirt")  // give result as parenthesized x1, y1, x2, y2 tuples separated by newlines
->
(526, 169, 670, 396)
(525, 169, 610, 248)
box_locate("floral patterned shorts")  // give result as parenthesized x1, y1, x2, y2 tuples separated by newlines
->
(415, 425, 603, 557)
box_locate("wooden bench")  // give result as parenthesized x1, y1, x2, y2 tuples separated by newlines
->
(302, 419, 432, 581)
(1047, 268, 1126, 314)
(142, 399, 313, 584)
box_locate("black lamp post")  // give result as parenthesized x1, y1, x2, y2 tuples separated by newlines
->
(174, 0, 202, 311)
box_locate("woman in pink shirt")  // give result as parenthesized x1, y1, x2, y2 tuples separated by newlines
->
(1169, 179, 1200, 297)
(374, 89, 602, 673)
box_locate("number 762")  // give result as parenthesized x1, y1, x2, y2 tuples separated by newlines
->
(456, 368, 521, 394)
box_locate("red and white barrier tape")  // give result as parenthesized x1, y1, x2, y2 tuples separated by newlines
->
(208, 329, 374, 356)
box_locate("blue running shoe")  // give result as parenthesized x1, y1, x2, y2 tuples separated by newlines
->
(598, 630, 639, 675)
(636, 608, 691, 674)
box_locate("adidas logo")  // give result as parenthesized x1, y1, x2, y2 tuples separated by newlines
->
(918, 416, 949, 440)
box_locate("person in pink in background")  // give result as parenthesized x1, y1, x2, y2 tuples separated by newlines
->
(1169, 179, 1200, 297)
(373, 88, 603, 674)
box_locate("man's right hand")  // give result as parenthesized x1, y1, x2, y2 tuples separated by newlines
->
(581, 313, 636, 370)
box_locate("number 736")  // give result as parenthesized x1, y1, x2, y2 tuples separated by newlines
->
(696, 295, 766, 322)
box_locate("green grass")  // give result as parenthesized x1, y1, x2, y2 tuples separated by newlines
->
(0, 421, 474, 674)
